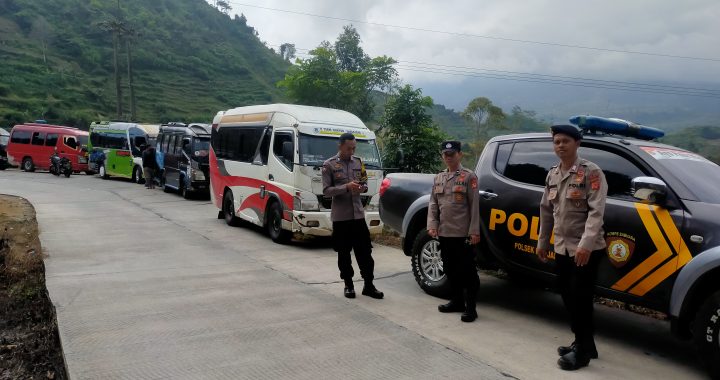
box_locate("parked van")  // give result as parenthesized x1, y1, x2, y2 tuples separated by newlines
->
(0, 128, 10, 170)
(7, 123, 89, 173)
(157, 122, 211, 198)
(88, 121, 157, 181)
(210, 104, 383, 243)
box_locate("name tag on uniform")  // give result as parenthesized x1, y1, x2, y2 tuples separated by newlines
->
(454, 193, 464, 202)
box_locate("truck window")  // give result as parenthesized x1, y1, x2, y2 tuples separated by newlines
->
(494, 143, 513, 174)
(182, 138, 192, 156)
(212, 126, 265, 162)
(45, 134, 59, 147)
(502, 141, 556, 186)
(578, 146, 647, 199)
(273, 132, 294, 170)
(31, 132, 45, 146)
(10, 130, 31, 144)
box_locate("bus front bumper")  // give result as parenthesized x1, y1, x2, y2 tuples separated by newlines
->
(286, 211, 383, 237)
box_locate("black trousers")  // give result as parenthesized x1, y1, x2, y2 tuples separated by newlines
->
(333, 219, 374, 282)
(439, 237, 480, 301)
(555, 250, 602, 349)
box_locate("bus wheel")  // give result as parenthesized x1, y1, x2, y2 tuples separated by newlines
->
(694, 290, 720, 379)
(223, 191, 240, 226)
(132, 166, 144, 184)
(99, 163, 109, 179)
(267, 201, 292, 244)
(22, 158, 35, 172)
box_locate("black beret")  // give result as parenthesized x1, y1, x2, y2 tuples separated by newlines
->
(551, 124, 582, 140)
(441, 140, 462, 152)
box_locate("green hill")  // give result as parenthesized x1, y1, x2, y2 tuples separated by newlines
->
(661, 126, 720, 164)
(0, 0, 289, 128)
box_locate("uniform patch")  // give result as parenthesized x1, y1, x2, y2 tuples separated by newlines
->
(454, 193, 464, 202)
(605, 232, 636, 268)
(548, 188, 557, 200)
(575, 167, 585, 183)
(590, 171, 600, 190)
(452, 185, 465, 193)
(334, 163, 342, 169)
(471, 178, 478, 189)
(568, 189, 584, 199)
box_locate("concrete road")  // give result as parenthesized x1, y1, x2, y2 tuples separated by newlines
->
(0, 170, 707, 380)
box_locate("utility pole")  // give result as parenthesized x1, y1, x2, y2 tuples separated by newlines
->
(125, 27, 137, 121)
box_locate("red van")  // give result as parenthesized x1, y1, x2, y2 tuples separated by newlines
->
(7, 123, 89, 173)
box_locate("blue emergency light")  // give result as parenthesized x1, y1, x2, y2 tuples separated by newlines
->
(569, 115, 665, 140)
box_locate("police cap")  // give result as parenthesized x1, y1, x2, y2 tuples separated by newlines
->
(441, 140, 462, 153)
(551, 124, 582, 140)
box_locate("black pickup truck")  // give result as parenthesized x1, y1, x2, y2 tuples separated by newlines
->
(379, 128, 720, 377)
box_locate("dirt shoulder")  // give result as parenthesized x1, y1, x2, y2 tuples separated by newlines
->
(0, 195, 66, 380)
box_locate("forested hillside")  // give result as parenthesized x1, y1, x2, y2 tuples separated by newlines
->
(0, 0, 289, 128)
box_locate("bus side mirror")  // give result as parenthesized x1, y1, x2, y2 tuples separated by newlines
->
(282, 141, 294, 162)
(632, 176, 667, 204)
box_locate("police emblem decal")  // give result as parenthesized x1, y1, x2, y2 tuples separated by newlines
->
(605, 233, 636, 268)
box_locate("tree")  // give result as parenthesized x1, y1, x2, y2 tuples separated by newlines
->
(379, 85, 447, 173)
(279, 43, 296, 61)
(29, 16, 52, 67)
(277, 25, 397, 121)
(334, 25, 368, 72)
(461, 97, 505, 141)
(98, 19, 126, 119)
(216, 0, 231, 15)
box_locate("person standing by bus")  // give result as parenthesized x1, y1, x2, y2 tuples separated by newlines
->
(142, 145, 157, 189)
(322, 132, 383, 300)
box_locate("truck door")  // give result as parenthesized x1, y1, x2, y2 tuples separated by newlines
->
(581, 144, 684, 308)
(270, 129, 296, 204)
(237, 126, 272, 225)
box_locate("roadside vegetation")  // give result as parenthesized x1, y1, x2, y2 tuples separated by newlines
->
(0, 195, 66, 379)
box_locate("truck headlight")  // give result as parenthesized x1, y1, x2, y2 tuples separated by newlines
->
(293, 190, 320, 211)
(189, 167, 205, 181)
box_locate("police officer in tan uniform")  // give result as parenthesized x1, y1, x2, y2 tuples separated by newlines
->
(427, 141, 481, 322)
(322, 132, 383, 300)
(536, 125, 608, 371)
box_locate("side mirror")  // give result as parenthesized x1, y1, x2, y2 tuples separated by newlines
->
(282, 141, 294, 162)
(632, 176, 668, 204)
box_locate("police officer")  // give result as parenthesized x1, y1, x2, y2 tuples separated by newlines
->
(427, 141, 481, 322)
(322, 132, 383, 300)
(536, 125, 608, 371)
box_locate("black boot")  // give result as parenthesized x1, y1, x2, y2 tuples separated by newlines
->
(438, 298, 465, 313)
(362, 282, 384, 299)
(557, 341, 598, 359)
(344, 279, 355, 299)
(557, 350, 591, 370)
(460, 293, 477, 322)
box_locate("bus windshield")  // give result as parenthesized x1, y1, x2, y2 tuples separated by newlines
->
(298, 133, 381, 168)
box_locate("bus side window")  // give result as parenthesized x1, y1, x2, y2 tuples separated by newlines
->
(32, 132, 45, 146)
(45, 134, 59, 147)
(254, 128, 272, 165)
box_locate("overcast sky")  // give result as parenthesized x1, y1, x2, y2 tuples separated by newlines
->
(220, 0, 720, 115)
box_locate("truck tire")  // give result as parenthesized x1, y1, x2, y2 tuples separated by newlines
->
(22, 157, 35, 172)
(694, 290, 720, 379)
(99, 163, 109, 179)
(411, 229, 451, 298)
(267, 201, 292, 244)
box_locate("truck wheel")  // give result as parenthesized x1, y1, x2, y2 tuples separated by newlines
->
(223, 190, 241, 227)
(694, 290, 720, 379)
(22, 157, 35, 172)
(411, 229, 451, 298)
(267, 201, 292, 244)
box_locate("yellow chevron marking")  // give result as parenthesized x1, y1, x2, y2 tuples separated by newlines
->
(611, 203, 672, 292)
(627, 206, 692, 296)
